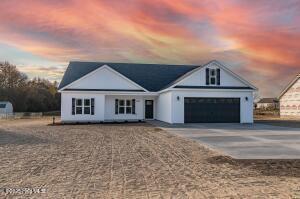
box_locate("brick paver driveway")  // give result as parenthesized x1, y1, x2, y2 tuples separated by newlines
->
(0, 118, 300, 198)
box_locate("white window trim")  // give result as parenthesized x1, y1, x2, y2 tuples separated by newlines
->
(118, 99, 133, 114)
(84, 99, 91, 115)
(75, 99, 83, 115)
(209, 68, 217, 85)
(74, 98, 93, 115)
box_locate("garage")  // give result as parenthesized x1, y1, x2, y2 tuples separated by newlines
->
(184, 97, 240, 123)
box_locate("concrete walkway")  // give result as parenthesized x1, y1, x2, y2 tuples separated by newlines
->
(149, 121, 300, 159)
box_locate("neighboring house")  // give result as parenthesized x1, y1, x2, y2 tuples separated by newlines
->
(58, 60, 257, 124)
(256, 98, 279, 109)
(279, 73, 300, 117)
(0, 101, 13, 115)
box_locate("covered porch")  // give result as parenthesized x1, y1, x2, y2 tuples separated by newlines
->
(104, 95, 157, 122)
(60, 91, 158, 123)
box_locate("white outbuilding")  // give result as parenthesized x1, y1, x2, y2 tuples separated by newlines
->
(0, 101, 13, 115)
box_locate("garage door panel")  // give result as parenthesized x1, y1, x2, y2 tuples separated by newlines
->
(184, 97, 240, 123)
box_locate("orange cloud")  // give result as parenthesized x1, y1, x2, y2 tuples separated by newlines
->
(0, 0, 299, 96)
(18, 65, 65, 82)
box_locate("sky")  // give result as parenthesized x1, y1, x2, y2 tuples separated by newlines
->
(0, 0, 299, 97)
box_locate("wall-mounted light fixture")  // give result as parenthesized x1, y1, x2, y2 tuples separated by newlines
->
(177, 96, 180, 101)
(245, 97, 248, 101)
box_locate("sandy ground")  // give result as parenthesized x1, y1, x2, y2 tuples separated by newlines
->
(0, 118, 299, 198)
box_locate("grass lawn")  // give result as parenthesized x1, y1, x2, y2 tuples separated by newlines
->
(0, 118, 299, 198)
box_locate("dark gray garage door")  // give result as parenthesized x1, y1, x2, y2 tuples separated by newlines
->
(184, 98, 240, 123)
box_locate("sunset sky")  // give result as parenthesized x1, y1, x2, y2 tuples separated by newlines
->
(0, 0, 299, 97)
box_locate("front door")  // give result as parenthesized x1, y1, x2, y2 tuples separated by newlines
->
(145, 100, 154, 119)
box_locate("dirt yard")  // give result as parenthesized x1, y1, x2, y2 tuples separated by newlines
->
(0, 118, 299, 198)
(255, 115, 300, 128)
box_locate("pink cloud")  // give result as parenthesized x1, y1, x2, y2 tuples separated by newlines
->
(0, 0, 299, 96)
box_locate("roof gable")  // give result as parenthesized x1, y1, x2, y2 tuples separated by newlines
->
(58, 62, 198, 91)
(279, 74, 300, 99)
(162, 60, 257, 91)
(64, 65, 146, 91)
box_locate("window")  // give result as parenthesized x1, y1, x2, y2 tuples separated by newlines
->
(206, 68, 220, 85)
(126, 100, 132, 113)
(76, 99, 83, 114)
(72, 98, 95, 115)
(118, 99, 132, 114)
(209, 69, 216, 85)
(84, 99, 90, 114)
(115, 99, 135, 114)
(119, 100, 125, 114)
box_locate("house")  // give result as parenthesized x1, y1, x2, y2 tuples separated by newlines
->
(58, 60, 257, 123)
(256, 98, 279, 109)
(0, 101, 13, 116)
(278, 73, 300, 117)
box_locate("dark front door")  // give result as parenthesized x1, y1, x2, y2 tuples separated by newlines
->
(145, 100, 154, 119)
(184, 98, 240, 123)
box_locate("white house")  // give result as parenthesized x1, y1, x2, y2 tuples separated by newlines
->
(256, 98, 279, 109)
(0, 101, 13, 115)
(58, 60, 257, 123)
(279, 73, 300, 117)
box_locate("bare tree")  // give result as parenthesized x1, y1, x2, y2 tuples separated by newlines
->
(0, 61, 28, 88)
(253, 91, 260, 103)
(0, 61, 60, 112)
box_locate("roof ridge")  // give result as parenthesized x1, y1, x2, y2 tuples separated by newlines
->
(69, 61, 199, 67)
(58, 61, 199, 91)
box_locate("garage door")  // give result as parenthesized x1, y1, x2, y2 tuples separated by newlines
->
(184, 98, 240, 123)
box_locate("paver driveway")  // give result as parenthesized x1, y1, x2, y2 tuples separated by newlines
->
(0, 118, 300, 198)
(151, 121, 300, 159)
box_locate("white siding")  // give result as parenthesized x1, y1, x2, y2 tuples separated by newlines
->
(257, 103, 278, 109)
(170, 90, 253, 123)
(105, 95, 156, 121)
(178, 65, 247, 87)
(280, 78, 300, 117)
(61, 92, 105, 122)
(0, 102, 13, 114)
(156, 91, 172, 123)
(105, 95, 143, 121)
(67, 67, 142, 90)
(61, 92, 157, 122)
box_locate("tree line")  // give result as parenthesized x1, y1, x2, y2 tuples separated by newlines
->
(0, 62, 60, 112)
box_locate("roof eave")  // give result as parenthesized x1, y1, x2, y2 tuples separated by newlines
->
(278, 74, 300, 99)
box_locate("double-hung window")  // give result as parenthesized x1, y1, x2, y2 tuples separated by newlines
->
(76, 99, 83, 114)
(206, 68, 220, 85)
(115, 99, 135, 114)
(84, 99, 91, 114)
(209, 69, 216, 85)
(72, 98, 95, 115)
(125, 100, 132, 114)
(119, 99, 125, 114)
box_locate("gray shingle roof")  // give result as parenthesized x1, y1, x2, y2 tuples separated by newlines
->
(257, 98, 278, 103)
(58, 61, 199, 91)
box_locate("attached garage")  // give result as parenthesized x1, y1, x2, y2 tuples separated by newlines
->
(184, 97, 240, 123)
